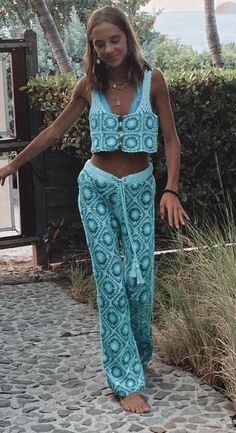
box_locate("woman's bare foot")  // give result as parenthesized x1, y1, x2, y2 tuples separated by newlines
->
(120, 393, 151, 413)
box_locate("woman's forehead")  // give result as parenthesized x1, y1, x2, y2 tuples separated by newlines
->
(90, 22, 123, 41)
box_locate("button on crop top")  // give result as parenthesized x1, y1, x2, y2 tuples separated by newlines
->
(89, 69, 159, 154)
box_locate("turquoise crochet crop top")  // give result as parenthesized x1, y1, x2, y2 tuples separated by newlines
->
(89, 69, 159, 154)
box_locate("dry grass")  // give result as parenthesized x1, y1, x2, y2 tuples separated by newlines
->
(153, 222, 236, 408)
(69, 264, 97, 309)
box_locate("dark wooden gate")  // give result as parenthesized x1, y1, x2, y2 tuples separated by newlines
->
(0, 31, 43, 254)
(0, 31, 82, 266)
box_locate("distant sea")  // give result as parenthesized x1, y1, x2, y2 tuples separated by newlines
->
(154, 11, 236, 51)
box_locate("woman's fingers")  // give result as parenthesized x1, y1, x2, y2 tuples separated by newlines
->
(179, 208, 190, 226)
(0, 172, 6, 186)
(174, 206, 180, 229)
(0, 165, 13, 186)
(167, 204, 174, 228)
(160, 195, 190, 229)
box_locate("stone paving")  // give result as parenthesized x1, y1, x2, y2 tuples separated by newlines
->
(0, 267, 235, 433)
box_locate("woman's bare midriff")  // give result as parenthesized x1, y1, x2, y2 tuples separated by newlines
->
(91, 150, 149, 177)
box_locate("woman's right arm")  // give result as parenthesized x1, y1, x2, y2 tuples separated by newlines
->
(0, 76, 89, 186)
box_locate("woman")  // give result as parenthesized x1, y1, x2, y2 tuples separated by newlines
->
(0, 5, 189, 413)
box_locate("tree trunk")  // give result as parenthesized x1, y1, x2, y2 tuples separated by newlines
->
(30, 0, 74, 74)
(204, 0, 224, 68)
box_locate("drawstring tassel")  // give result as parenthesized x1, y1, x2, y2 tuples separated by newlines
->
(130, 257, 144, 285)
(119, 182, 144, 285)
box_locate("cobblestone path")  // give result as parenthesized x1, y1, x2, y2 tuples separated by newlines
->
(0, 273, 235, 433)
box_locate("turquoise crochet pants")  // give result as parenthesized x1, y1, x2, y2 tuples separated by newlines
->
(78, 160, 156, 397)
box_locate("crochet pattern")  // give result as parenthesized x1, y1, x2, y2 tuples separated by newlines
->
(89, 69, 159, 154)
(78, 161, 155, 396)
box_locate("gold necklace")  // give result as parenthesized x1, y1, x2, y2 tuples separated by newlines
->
(108, 80, 129, 90)
(108, 80, 130, 106)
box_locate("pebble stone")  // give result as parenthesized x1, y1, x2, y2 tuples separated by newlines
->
(0, 266, 235, 433)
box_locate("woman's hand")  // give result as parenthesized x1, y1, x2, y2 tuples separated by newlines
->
(159, 192, 189, 229)
(0, 163, 15, 186)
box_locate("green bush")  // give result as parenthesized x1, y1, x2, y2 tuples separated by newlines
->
(154, 38, 236, 72)
(154, 37, 212, 71)
(25, 68, 236, 245)
(222, 43, 236, 69)
(161, 69, 236, 225)
(24, 74, 91, 160)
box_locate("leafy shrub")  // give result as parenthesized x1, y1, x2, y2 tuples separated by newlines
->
(222, 43, 236, 69)
(25, 68, 236, 244)
(160, 69, 236, 225)
(24, 73, 91, 160)
(154, 37, 212, 71)
(154, 37, 236, 72)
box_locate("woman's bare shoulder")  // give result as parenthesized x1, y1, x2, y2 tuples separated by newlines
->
(150, 68, 170, 104)
(72, 75, 91, 105)
(151, 68, 167, 93)
(150, 68, 172, 115)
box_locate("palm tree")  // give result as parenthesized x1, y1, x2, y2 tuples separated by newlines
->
(204, 0, 224, 67)
(30, 0, 74, 74)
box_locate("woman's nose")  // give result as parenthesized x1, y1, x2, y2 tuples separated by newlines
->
(104, 42, 113, 55)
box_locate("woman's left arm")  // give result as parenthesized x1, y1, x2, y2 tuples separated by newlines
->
(151, 68, 189, 229)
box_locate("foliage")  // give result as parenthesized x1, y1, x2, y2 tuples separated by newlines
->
(31, 19, 58, 74)
(0, 0, 95, 34)
(0, 13, 86, 75)
(23, 73, 91, 160)
(63, 7, 86, 76)
(141, 33, 160, 66)
(153, 222, 236, 406)
(25, 68, 236, 238)
(43, 217, 87, 256)
(154, 37, 236, 72)
(0, 0, 34, 29)
(159, 69, 236, 225)
(0, 0, 155, 46)
(154, 37, 212, 71)
(222, 43, 236, 69)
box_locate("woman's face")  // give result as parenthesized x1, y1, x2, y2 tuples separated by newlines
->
(91, 22, 128, 69)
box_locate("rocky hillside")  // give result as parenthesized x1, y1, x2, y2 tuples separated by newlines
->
(216, 1, 236, 13)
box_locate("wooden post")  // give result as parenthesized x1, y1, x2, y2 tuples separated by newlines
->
(20, 30, 49, 267)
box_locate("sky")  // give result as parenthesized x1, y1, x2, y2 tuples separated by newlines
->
(143, 0, 236, 12)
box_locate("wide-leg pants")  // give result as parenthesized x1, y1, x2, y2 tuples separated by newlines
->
(78, 160, 156, 397)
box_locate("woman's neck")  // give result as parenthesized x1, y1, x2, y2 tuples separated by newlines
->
(107, 64, 129, 83)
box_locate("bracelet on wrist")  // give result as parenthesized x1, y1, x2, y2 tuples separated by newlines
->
(162, 189, 179, 198)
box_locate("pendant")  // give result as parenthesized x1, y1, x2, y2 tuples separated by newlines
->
(115, 100, 122, 106)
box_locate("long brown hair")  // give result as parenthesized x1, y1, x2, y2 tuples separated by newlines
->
(85, 5, 150, 91)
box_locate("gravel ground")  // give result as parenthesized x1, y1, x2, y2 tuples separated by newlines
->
(0, 263, 235, 433)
